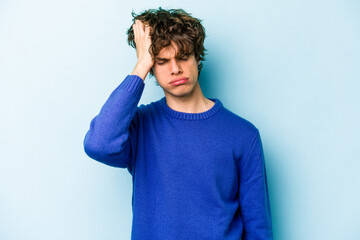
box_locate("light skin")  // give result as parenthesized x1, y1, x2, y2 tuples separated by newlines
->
(131, 20, 214, 113)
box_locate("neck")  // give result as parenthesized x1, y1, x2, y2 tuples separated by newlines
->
(164, 82, 215, 113)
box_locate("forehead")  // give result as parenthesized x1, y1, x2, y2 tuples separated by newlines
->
(157, 43, 179, 58)
(156, 40, 194, 60)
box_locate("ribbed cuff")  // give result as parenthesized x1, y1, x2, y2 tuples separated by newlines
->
(120, 75, 145, 100)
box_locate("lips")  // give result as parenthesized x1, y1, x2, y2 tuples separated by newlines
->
(169, 78, 188, 86)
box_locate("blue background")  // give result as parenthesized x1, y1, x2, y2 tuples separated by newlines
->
(1, 0, 359, 239)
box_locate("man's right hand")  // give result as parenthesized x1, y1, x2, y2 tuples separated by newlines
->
(131, 20, 154, 81)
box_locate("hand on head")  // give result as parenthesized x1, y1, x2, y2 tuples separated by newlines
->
(132, 20, 154, 69)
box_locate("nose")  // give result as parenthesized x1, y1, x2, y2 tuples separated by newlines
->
(170, 59, 182, 75)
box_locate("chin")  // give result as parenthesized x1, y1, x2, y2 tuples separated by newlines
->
(167, 88, 195, 98)
(161, 81, 198, 98)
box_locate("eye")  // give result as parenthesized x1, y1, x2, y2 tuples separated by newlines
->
(180, 57, 188, 61)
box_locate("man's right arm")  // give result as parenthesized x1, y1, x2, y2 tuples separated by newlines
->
(83, 74, 145, 168)
(83, 20, 154, 167)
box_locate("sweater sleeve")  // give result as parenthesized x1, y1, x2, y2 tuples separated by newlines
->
(83, 75, 145, 169)
(239, 131, 274, 240)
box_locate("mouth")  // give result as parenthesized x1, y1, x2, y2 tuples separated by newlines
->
(169, 78, 188, 86)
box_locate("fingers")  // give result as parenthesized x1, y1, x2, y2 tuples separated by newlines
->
(144, 25, 150, 35)
(132, 20, 141, 35)
(133, 20, 150, 35)
(131, 19, 153, 66)
(133, 20, 140, 39)
(132, 20, 152, 50)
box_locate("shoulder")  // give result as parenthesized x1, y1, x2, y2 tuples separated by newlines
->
(216, 102, 260, 139)
(135, 98, 163, 119)
(215, 101, 263, 159)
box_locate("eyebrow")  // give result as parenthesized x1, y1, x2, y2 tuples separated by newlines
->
(155, 57, 169, 61)
(155, 54, 190, 61)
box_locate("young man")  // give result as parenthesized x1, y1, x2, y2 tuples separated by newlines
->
(84, 7, 273, 240)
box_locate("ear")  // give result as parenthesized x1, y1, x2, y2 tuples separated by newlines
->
(151, 66, 156, 76)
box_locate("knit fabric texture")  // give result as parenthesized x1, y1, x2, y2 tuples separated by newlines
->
(84, 75, 273, 240)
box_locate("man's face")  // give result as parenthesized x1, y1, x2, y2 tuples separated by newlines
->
(153, 42, 200, 99)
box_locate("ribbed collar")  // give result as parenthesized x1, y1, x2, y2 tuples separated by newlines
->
(158, 97, 223, 121)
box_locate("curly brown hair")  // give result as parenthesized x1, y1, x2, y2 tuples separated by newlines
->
(127, 7, 207, 77)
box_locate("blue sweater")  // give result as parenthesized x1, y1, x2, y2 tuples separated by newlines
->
(83, 75, 273, 240)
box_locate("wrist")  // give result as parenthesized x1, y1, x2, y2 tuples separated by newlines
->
(137, 59, 153, 70)
(131, 62, 153, 81)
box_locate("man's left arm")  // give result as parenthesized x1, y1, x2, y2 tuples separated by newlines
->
(238, 131, 274, 240)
